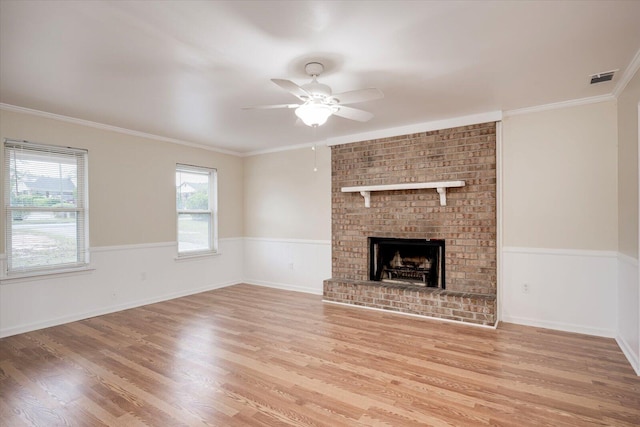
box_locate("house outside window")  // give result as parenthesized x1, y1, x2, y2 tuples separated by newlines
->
(4, 139, 89, 274)
(175, 164, 217, 256)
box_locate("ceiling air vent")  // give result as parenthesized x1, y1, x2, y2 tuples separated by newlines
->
(590, 70, 616, 84)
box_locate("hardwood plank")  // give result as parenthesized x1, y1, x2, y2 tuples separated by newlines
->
(1, 283, 638, 426)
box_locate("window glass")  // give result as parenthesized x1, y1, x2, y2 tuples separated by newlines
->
(176, 165, 217, 255)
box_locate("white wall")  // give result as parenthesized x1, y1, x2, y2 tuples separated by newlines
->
(243, 238, 330, 295)
(502, 101, 618, 251)
(243, 145, 331, 240)
(0, 109, 245, 246)
(502, 247, 617, 336)
(0, 239, 243, 337)
(2, 89, 639, 378)
(617, 66, 640, 375)
(243, 146, 332, 294)
(240, 103, 625, 342)
(501, 101, 619, 337)
(0, 108, 244, 337)
(618, 253, 639, 373)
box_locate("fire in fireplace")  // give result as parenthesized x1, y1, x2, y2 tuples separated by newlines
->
(369, 237, 445, 288)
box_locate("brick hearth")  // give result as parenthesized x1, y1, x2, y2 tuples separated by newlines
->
(323, 121, 497, 326)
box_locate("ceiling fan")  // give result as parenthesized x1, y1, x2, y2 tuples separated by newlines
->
(243, 62, 384, 127)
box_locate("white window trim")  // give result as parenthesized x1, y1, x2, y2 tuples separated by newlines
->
(173, 251, 222, 262)
(175, 163, 218, 258)
(0, 263, 95, 284)
(3, 139, 90, 276)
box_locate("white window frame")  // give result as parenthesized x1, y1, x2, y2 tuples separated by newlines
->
(3, 139, 90, 277)
(176, 164, 218, 258)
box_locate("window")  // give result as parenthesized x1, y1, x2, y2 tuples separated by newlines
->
(4, 140, 89, 274)
(176, 164, 217, 256)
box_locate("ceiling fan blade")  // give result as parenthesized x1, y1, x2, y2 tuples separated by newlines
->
(331, 88, 383, 105)
(333, 105, 374, 122)
(271, 79, 311, 100)
(242, 103, 300, 110)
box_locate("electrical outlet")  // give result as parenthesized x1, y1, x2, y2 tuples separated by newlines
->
(288, 263, 294, 270)
(522, 283, 530, 294)
(140, 272, 146, 281)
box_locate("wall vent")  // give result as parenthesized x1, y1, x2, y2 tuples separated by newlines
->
(590, 70, 616, 84)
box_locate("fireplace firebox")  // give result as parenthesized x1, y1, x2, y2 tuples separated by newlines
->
(369, 238, 445, 288)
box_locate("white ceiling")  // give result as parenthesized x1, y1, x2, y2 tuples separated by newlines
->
(1, 1, 639, 154)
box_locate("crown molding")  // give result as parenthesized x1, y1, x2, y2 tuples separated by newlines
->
(5, 41, 639, 159)
(613, 46, 640, 98)
(0, 103, 243, 157)
(503, 94, 615, 117)
(325, 111, 503, 146)
(242, 139, 327, 157)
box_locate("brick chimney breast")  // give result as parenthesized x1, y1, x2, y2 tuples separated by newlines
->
(324, 122, 497, 326)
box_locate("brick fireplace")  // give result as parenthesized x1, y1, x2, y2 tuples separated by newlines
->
(323, 122, 497, 326)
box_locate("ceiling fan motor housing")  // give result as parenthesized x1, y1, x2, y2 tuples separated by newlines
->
(302, 79, 332, 99)
(300, 62, 332, 99)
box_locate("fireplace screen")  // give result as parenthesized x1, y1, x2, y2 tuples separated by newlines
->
(369, 237, 445, 288)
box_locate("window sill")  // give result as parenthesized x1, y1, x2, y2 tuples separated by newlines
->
(0, 265, 95, 285)
(174, 251, 221, 262)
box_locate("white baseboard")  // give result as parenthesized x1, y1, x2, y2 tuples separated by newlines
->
(617, 253, 639, 375)
(616, 334, 640, 376)
(244, 279, 323, 295)
(501, 315, 615, 338)
(0, 280, 238, 338)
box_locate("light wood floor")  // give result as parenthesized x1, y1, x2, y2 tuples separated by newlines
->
(1, 284, 638, 426)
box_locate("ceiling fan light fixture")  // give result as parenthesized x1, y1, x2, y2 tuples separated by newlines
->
(244, 61, 382, 126)
(295, 101, 333, 127)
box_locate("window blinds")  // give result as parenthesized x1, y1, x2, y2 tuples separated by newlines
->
(4, 139, 89, 273)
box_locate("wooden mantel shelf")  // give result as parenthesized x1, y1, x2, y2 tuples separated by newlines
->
(341, 180, 465, 207)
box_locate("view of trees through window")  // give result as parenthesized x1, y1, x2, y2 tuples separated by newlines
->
(176, 166, 215, 254)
